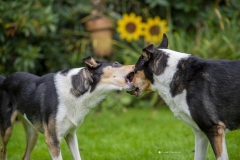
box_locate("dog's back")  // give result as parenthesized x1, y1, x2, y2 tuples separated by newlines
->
(184, 58, 240, 129)
(2, 72, 39, 94)
(1, 72, 59, 128)
(1, 72, 41, 120)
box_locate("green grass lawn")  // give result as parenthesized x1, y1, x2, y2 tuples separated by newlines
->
(5, 107, 240, 160)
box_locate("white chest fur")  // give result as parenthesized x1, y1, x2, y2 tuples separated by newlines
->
(54, 68, 108, 138)
(153, 49, 199, 130)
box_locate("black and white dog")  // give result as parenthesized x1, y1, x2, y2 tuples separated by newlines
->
(126, 34, 240, 160)
(0, 57, 134, 160)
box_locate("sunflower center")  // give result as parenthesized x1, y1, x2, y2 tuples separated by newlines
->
(126, 23, 136, 33)
(150, 25, 160, 35)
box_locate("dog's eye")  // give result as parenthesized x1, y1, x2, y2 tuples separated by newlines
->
(113, 61, 122, 67)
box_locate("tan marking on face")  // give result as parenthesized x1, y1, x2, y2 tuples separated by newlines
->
(211, 122, 226, 158)
(99, 65, 134, 87)
(43, 116, 60, 158)
(132, 70, 152, 94)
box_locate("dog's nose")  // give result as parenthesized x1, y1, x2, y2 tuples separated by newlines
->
(125, 72, 136, 91)
(125, 72, 134, 82)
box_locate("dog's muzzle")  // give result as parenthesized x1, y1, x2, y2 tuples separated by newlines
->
(125, 72, 135, 91)
(125, 72, 140, 96)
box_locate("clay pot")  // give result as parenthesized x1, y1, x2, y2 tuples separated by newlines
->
(86, 16, 113, 57)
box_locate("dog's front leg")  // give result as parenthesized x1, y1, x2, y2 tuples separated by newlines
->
(65, 131, 81, 160)
(193, 129, 209, 160)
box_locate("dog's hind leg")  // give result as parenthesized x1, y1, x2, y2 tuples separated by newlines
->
(0, 110, 18, 160)
(21, 117, 38, 160)
(206, 122, 229, 160)
(65, 131, 81, 160)
(193, 129, 209, 160)
(0, 127, 13, 160)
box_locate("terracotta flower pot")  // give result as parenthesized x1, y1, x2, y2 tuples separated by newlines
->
(86, 16, 113, 57)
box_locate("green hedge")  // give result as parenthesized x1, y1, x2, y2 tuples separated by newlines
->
(0, 0, 91, 75)
(1, 0, 239, 76)
(0, 0, 240, 109)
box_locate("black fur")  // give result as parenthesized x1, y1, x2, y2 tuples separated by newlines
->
(60, 69, 70, 76)
(170, 56, 208, 97)
(181, 58, 240, 131)
(1, 72, 59, 130)
(0, 60, 124, 129)
(167, 56, 240, 131)
(0, 76, 5, 85)
(134, 46, 169, 83)
(139, 47, 240, 132)
(0, 57, 131, 159)
(132, 34, 240, 158)
(157, 33, 168, 49)
(71, 68, 93, 97)
(0, 76, 10, 136)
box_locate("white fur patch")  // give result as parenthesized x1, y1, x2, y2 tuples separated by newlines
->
(153, 49, 199, 129)
(54, 68, 118, 139)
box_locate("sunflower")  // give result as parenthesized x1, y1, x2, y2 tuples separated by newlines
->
(117, 13, 143, 42)
(143, 16, 168, 44)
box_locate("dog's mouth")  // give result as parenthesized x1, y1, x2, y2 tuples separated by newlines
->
(125, 72, 135, 89)
(125, 72, 140, 96)
(128, 87, 140, 96)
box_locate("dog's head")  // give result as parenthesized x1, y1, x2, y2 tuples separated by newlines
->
(126, 34, 169, 96)
(83, 56, 135, 92)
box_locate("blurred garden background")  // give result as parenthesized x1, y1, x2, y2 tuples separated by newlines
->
(1, 0, 240, 159)
(1, 0, 240, 110)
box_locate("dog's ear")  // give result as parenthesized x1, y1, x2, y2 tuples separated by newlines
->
(157, 33, 168, 49)
(142, 44, 154, 61)
(83, 56, 101, 69)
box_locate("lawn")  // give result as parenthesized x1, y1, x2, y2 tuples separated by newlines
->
(5, 107, 240, 160)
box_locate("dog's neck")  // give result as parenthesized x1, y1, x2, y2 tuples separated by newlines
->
(153, 49, 190, 85)
(152, 49, 190, 111)
(55, 68, 121, 126)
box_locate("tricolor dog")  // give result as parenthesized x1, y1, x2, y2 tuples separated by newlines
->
(126, 34, 240, 160)
(0, 57, 134, 160)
